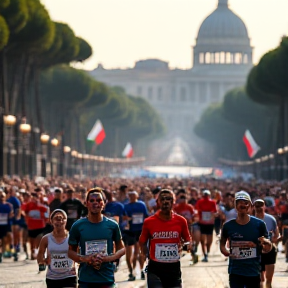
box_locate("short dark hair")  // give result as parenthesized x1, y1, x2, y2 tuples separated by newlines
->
(86, 187, 106, 203)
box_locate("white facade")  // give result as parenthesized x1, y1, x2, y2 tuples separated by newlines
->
(90, 0, 253, 141)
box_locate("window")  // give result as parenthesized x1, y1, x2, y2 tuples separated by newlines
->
(243, 54, 248, 64)
(226, 52, 231, 64)
(148, 87, 153, 100)
(205, 53, 211, 64)
(220, 52, 226, 64)
(215, 52, 220, 64)
(180, 87, 186, 101)
(234, 53, 242, 64)
(158, 87, 163, 101)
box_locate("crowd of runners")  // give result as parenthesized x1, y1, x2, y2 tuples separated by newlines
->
(0, 175, 287, 287)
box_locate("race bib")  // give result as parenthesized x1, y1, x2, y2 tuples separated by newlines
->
(132, 213, 144, 224)
(67, 209, 77, 219)
(28, 210, 41, 219)
(155, 243, 179, 262)
(230, 241, 257, 260)
(202, 212, 212, 222)
(50, 253, 73, 272)
(0, 213, 8, 225)
(85, 240, 108, 256)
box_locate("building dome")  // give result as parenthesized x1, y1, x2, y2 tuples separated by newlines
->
(193, 0, 253, 67)
(197, 1, 248, 40)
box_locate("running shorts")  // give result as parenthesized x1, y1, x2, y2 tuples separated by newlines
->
(261, 244, 277, 271)
(199, 224, 214, 235)
(28, 228, 45, 238)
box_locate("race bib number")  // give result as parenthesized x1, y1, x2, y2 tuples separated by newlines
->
(155, 243, 179, 262)
(85, 240, 108, 256)
(132, 213, 144, 224)
(230, 241, 257, 260)
(67, 209, 77, 219)
(28, 210, 41, 219)
(50, 253, 73, 272)
(0, 213, 8, 225)
(202, 212, 212, 222)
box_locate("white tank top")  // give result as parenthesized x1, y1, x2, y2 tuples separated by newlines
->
(46, 233, 76, 280)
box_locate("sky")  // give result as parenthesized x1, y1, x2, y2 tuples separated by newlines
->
(41, 0, 288, 71)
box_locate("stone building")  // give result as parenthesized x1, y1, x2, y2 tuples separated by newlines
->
(90, 0, 253, 145)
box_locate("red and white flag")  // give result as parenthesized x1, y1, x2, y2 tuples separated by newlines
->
(87, 120, 106, 145)
(243, 130, 260, 158)
(122, 142, 133, 158)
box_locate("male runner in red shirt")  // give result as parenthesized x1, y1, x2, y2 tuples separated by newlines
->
(196, 190, 217, 262)
(139, 189, 191, 288)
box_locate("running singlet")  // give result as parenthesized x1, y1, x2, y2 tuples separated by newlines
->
(0, 203, 11, 226)
(139, 211, 191, 263)
(46, 233, 76, 280)
(196, 198, 217, 225)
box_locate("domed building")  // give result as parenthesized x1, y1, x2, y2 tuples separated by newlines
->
(90, 0, 253, 150)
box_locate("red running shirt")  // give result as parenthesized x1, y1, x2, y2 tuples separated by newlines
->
(196, 198, 217, 225)
(173, 203, 195, 224)
(24, 201, 47, 230)
(139, 211, 191, 263)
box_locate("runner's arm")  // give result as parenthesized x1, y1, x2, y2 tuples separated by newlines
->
(68, 244, 93, 263)
(37, 235, 49, 265)
(220, 225, 230, 257)
(102, 239, 125, 263)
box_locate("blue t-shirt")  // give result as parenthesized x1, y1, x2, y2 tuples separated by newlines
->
(68, 217, 122, 284)
(0, 203, 12, 226)
(124, 201, 149, 232)
(222, 216, 268, 277)
(103, 201, 126, 230)
(7, 196, 20, 223)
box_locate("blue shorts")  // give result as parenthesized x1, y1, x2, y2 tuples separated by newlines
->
(0, 225, 10, 239)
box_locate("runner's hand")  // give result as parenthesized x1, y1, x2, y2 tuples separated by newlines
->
(258, 236, 272, 253)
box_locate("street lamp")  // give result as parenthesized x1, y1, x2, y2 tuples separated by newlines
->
(19, 118, 31, 176)
(51, 138, 59, 147)
(63, 146, 71, 177)
(19, 123, 31, 134)
(3, 114, 17, 176)
(50, 138, 59, 176)
(40, 133, 50, 177)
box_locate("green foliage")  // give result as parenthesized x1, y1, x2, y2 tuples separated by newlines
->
(0, 16, 9, 50)
(74, 37, 92, 62)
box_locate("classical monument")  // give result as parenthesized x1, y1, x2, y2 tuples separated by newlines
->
(90, 0, 253, 164)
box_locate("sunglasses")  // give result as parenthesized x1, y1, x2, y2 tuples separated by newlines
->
(53, 217, 67, 222)
(160, 196, 173, 201)
(89, 198, 103, 203)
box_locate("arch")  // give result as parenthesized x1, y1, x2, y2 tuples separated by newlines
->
(205, 52, 211, 64)
(220, 52, 226, 64)
(215, 52, 220, 64)
(243, 54, 248, 64)
(234, 53, 242, 64)
(226, 52, 231, 64)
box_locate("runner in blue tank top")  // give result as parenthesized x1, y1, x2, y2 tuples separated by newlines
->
(220, 191, 273, 288)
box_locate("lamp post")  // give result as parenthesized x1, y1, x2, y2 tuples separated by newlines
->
(40, 133, 49, 177)
(71, 150, 78, 177)
(277, 148, 284, 181)
(3, 115, 16, 176)
(51, 138, 59, 176)
(19, 118, 31, 177)
(63, 146, 71, 177)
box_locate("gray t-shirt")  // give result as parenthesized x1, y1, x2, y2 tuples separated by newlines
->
(263, 213, 277, 233)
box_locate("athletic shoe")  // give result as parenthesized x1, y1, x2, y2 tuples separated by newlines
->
(13, 252, 18, 262)
(193, 253, 199, 264)
(3, 251, 11, 258)
(141, 271, 145, 280)
(201, 254, 208, 262)
(128, 273, 136, 281)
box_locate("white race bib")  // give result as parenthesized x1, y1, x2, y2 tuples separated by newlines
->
(28, 210, 41, 219)
(0, 213, 8, 225)
(85, 240, 108, 256)
(230, 241, 257, 260)
(202, 212, 212, 222)
(132, 213, 144, 224)
(50, 253, 73, 272)
(155, 243, 179, 262)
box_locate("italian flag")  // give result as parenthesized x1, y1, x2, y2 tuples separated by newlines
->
(243, 130, 260, 158)
(122, 142, 133, 158)
(87, 120, 106, 145)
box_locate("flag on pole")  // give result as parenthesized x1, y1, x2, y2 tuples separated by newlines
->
(122, 142, 133, 158)
(243, 129, 260, 158)
(87, 120, 106, 145)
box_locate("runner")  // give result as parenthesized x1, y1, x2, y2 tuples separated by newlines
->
(254, 199, 279, 288)
(220, 191, 273, 288)
(139, 189, 191, 288)
(124, 190, 149, 281)
(24, 192, 48, 260)
(68, 187, 125, 288)
(0, 190, 13, 262)
(60, 188, 85, 231)
(196, 189, 217, 262)
(49, 188, 62, 213)
(37, 209, 77, 288)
